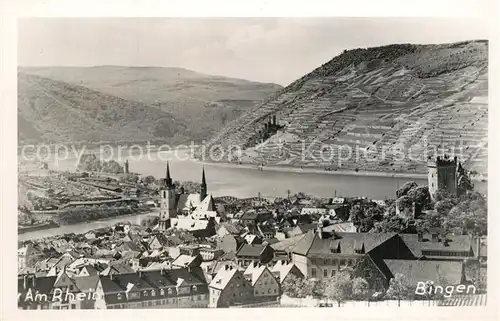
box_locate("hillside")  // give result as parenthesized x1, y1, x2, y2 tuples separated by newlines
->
(200, 40, 488, 176)
(19, 66, 282, 142)
(18, 72, 187, 145)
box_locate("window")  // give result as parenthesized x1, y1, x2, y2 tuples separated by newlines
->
(167, 288, 173, 295)
(143, 291, 148, 297)
(340, 259, 346, 266)
(268, 289, 271, 294)
(323, 258, 328, 265)
(364, 269, 371, 278)
(71, 304, 76, 309)
(333, 259, 338, 265)
(331, 270, 336, 277)
(117, 293, 122, 300)
(311, 258, 316, 264)
(274, 289, 277, 293)
(148, 301, 152, 306)
(192, 285, 197, 292)
(151, 290, 156, 297)
(324, 269, 328, 277)
(311, 268, 317, 278)
(160, 289, 165, 296)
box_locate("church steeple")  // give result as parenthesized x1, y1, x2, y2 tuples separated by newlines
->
(200, 167, 207, 201)
(165, 161, 173, 188)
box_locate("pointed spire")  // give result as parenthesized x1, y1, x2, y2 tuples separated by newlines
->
(165, 161, 173, 187)
(201, 166, 206, 186)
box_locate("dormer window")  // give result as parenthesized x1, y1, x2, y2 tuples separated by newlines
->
(151, 289, 156, 297)
(192, 285, 197, 292)
(354, 241, 365, 254)
(160, 289, 165, 296)
(167, 288, 173, 295)
(117, 293, 123, 300)
(143, 290, 148, 297)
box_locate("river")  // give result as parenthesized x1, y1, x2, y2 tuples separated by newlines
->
(18, 210, 159, 242)
(18, 149, 486, 241)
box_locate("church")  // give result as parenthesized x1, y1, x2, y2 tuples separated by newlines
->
(157, 162, 218, 236)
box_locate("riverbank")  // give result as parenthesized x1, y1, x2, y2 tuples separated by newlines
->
(196, 159, 429, 180)
(18, 221, 60, 234)
(18, 209, 159, 241)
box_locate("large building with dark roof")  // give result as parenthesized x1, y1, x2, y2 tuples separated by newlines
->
(290, 225, 415, 280)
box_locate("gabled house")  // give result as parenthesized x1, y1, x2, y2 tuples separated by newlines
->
(244, 263, 280, 303)
(290, 227, 414, 280)
(270, 260, 304, 284)
(353, 253, 467, 291)
(208, 265, 254, 308)
(236, 244, 275, 268)
(172, 254, 202, 269)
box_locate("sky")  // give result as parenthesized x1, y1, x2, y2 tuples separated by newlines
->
(18, 18, 489, 86)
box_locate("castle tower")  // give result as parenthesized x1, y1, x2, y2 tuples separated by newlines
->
(200, 167, 207, 202)
(428, 155, 458, 200)
(158, 162, 177, 230)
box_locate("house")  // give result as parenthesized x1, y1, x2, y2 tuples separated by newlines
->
(84, 231, 96, 240)
(208, 265, 254, 308)
(217, 234, 246, 254)
(172, 254, 202, 269)
(17, 272, 99, 310)
(199, 248, 224, 262)
(94, 267, 209, 309)
(290, 227, 415, 280)
(100, 262, 135, 276)
(244, 263, 281, 303)
(18, 244, 40, 270)
(257, 224, 276, 240)
(270, 260, 305, 284)
(206, 261, 244, 279)
(400, 233, 477, 261)
(170, 217, 216, 238)
(148, 234, 172, 251)
(236, 244, 275, 268)
(216, 223, 243, 239)
(354, 253, 467, 291)
(243, 234, 263, 245)
(287, 223, 317, 237)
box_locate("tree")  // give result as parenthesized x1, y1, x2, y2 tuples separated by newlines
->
(281, 275, 313, 298)
(141, 215, 160, 228)
(385, 273, 412, 307)
(407, 186, 432, 209)
(351, 277, 370, 301)
(325, 271, 353, 307)
(143, 175, 157, 185)
(435, 199, 455, 216)
(396, 181, 418, 198)
(373, 216, 409, 233)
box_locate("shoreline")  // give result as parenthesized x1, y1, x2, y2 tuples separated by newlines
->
(195, 159, 429, 180)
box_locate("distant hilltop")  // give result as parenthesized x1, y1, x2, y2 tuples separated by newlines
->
(18, 66, 282, 145)
(199, 40, 488, 176)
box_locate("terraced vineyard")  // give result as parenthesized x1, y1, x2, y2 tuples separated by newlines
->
(200, 41, 488, 176)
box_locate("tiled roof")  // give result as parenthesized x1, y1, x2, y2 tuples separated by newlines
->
(270, 233, 307, 252)
(271, 261, 303, 282)
(236, 244, 268, 257)
(292, 230, 396, 256)
(18, 275, 57, 297)
(209, 266, 238, 290)
(243, 263, 267, 285)
(172, 254, 199, 267)
(73, 275, 99, 292)
(171, 218, 209, 231)
(197, 194, 216, 211)
(218, 223, 242, 235)
(382, 259, 464, 285)
(400, 234, 474, 257)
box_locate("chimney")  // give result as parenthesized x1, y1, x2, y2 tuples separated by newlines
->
(32, 275, 36, 288)
(23, 275, 28, 289)
(110, 273, 114, 281)
(417, 232, 424, 242)
(138, 271, 143, 278)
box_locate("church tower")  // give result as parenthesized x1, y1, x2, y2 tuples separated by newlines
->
(200, 167, 207, 202)
(158, 162, 177, 230)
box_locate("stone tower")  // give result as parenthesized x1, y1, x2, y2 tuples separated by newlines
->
(158, 162, 177, 230)
(428, 155, 458, 200)
(200, 167, 207, 202)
